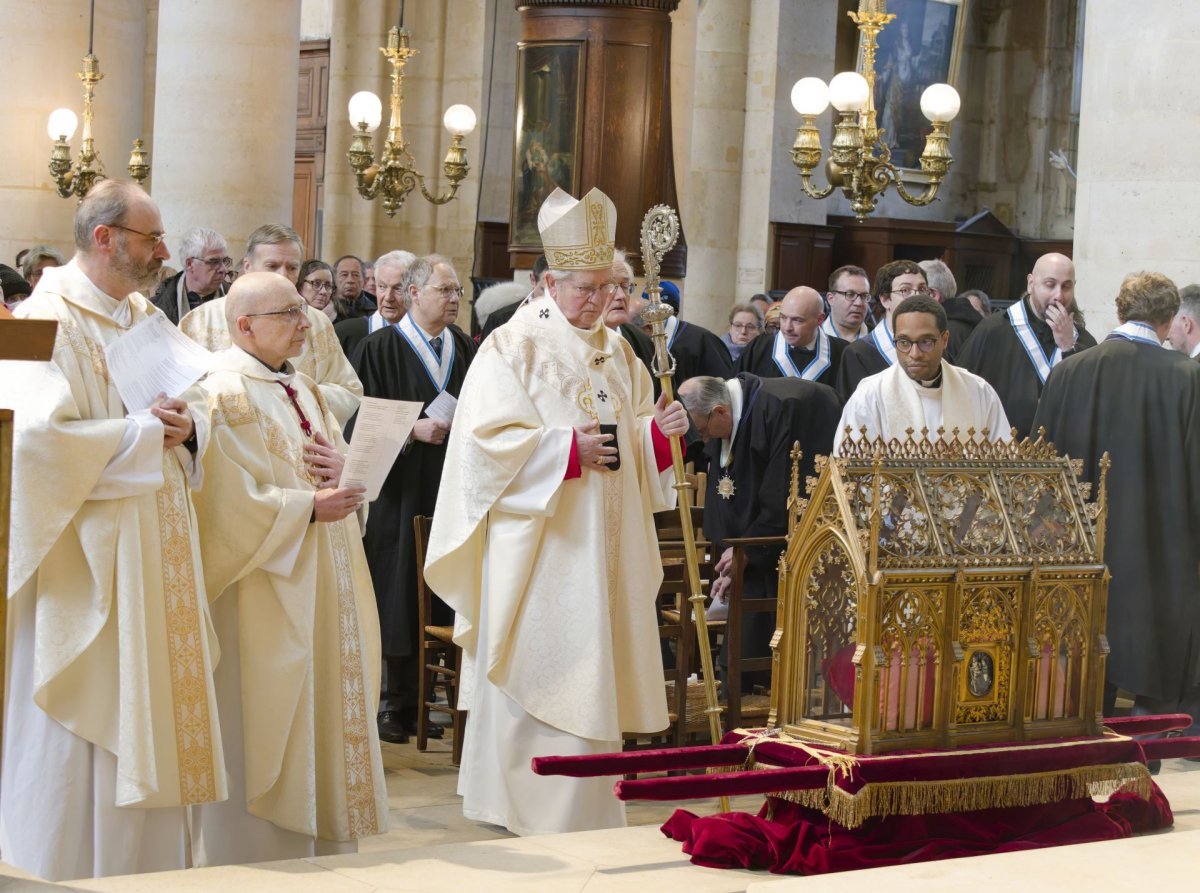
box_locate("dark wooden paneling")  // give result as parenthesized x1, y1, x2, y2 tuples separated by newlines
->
(294, 40, 329, 258)
(770, 223, 837, 291)
(476, 221, 513, 278)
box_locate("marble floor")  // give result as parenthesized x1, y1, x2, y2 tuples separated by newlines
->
(2, 730, 1197, 892)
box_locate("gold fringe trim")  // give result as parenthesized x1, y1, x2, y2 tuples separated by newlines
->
(770, 762, 1152, 829)
(735, 727, 860, 781)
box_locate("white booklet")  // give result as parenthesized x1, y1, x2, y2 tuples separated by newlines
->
(104, 313, 214, 412)
(341, 397, 423, 501)
(424, 389, 458, 425)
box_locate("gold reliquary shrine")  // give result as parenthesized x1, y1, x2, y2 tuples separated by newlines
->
(769, 430, 1112, 755)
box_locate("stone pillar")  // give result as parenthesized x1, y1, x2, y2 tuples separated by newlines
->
(1073, 0, 1200, 336)
(0, 0, 148, 265)
(151, 0, 301, 261)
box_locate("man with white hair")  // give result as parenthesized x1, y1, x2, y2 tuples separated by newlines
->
(179, 224, 363, 426)
(189, 272, 387, 864)
(606, 247, 657, 381)
(0, 180, 225, 881)
(335, 249, 416, 361)
(348, 254, 475, 744)
(919, 257, 980, 361)
(1167, 284, 1200, 360)
(425, 187, 688, 836)
(152, 226, 230, 324)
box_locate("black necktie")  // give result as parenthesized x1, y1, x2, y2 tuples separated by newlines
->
(430, 336, 443, 356)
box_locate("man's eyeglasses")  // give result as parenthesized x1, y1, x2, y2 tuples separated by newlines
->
(894, 336, 941, 354)
(426, 284, 465, 299)
(301, 279, 334, 293)
(573, 282, 620, 300)
(620, 281, 639, 294)
(829, 289, 871, 304)
(244, 303, 307, 322)
(111, 224, 167, 250)
(890, 286, 931, 299)
(197, 256, 233, 269)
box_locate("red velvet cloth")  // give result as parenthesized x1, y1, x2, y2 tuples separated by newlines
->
(661, 783, 1173, 874)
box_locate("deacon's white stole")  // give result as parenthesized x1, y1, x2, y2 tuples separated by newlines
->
(663, 315, 683, 349)
(1007, 299, 1076, 384)
(869, 317, 897, 366)
(396, 313, 455, 391)
(772, 329, 831, 381)
(1109, 321, 1161, 346)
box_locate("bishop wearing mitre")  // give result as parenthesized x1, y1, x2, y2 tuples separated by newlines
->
(425, 188, 689, 836)
(187, 272, 388, 865)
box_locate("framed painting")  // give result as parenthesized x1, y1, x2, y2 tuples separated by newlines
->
(862, 0, 968, 174)
(510, 42, 584, 249)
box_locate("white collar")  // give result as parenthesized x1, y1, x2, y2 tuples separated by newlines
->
(719, 377, 744, 469)
(1190, 340, 1200, 359)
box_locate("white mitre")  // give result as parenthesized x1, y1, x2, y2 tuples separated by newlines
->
(537, 187, 617, 272)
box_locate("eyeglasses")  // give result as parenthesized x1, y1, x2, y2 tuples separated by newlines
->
(110, 224, 167, 249)
(894, 336, 941, 353)
(243, 303, 308, 322)
(196, 256, 233, 269)
(829, 289, 871, 304)
(620, 281, 639, 294)
(426, 284, 465, 299)
(572, 282, 620, 300)
(890, 286, 931, 299)
(301, 279, 334, 293)
(730, 322, 761, 332)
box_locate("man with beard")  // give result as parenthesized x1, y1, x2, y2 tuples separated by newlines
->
(180, 225, 362, 427)
(348, 254, 475, 744)
(822, 264, 871, 342)
(151, 226, 229, 324)
(957, 253, 1097, 439)
(834, 295, 1009, 454)
(1034, 272, 1200, 739)
(335, 250, 415, 362)
(0, 180, 225, 880)
(835, 260, 928, 400)
(737, 285, 845, 390)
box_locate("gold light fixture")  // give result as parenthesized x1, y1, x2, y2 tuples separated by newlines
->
(346, 4, 477, 217)
(790, 0, 960, 220)
(47, 0, 149, 200)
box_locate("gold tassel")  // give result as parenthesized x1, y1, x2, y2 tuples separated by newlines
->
(770, 762, 1151, 829)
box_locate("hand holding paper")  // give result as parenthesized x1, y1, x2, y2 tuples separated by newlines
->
(341, 397, 423, 501)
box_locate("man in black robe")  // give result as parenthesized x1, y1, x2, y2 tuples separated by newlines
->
(737, 286, 845, 389)
(678, 373, 841, 693)
(643, 281, 733, 388)
(346, 254, 476, 743)
(480, 255, 548, 340)
(1033, 271, 1200, 736)
(836, 259, 928, 401)
(918, 258, 981, 361)
(607, 249, 657, 388)
(334, 249, 414, 363)
(957, 253, 1097, 439)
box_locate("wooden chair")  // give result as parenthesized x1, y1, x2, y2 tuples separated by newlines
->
(721, 535, 788, 732)
(412, 515, 466, 765)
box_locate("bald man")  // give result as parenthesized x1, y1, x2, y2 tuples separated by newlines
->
(736, 285, 846, 389)
(188, 272, 388, 865)
(957, 252, 1097, 439)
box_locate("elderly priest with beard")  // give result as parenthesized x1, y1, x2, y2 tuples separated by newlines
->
(425, 187, 688, 836)
(187, 272, 388, 865)
(834, 295, 1010, 454)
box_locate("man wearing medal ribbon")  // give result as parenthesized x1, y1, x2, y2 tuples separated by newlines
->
(348, 254, 476, 744)
(958, 252, 1097, 439)
(736, 285, 846, 389)
(424, 187, 688, 836)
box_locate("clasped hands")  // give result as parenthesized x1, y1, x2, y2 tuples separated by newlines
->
(150, 393, 194, 449)
(573, 392, 688, 469)
(305, 431, 366, 522)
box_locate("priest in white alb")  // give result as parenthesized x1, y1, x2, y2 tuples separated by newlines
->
(425, 187, 689, 836)
(834, 295, 1011, 454)
(187, 272, 388, 864)
(179, 223, 362, 426)
(0, 180, 226, 881)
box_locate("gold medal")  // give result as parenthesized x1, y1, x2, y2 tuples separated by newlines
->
(717, 474, 736, 500)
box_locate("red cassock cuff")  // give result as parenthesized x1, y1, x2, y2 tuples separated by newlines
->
(565, 434, 582, 480)
(651, 421, 673, 473)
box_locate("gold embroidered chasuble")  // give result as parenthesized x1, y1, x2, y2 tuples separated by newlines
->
(425, 295, 675, 742)
(180, 297, 363, 426)
(191, 347, 387, 841)
(2, 260, 225, 808)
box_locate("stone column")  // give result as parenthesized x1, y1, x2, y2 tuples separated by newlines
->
(151, 0, 301, 261)
(1073, 0, 1200, 336)
(0, 0, 148, 265)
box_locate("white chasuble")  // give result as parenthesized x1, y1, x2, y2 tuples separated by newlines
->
(834, 361, 1011, 455)
(180, 297, 363, 426)
(189, 348, 387, 858)
(425, 295, 676, 835)
(0, 260, 225, 880)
